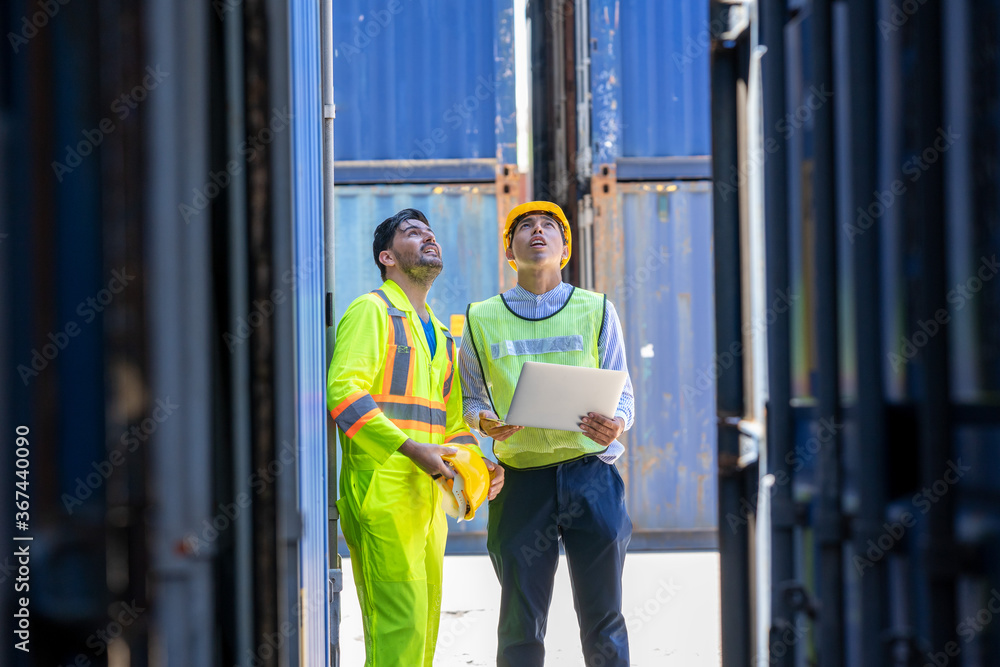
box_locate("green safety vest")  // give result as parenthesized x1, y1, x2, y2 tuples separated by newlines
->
(465, 286, 608, 469)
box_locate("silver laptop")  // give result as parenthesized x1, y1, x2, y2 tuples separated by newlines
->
(503, 361, 627, 432)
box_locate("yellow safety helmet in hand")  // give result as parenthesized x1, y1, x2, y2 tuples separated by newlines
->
(503, 201, 572, 271)
(436, 445, 490, 522)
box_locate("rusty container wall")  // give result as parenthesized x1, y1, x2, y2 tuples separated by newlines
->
(589, 0, 712, 178)
(615, 181, 717, 549)
(587, 0, 717, 549)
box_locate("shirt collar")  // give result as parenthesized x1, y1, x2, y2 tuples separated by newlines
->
(510, 281, 570, 304)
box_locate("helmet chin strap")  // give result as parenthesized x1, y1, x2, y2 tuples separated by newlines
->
(437, 465, 471, 521)
(449, 473, 470, 522)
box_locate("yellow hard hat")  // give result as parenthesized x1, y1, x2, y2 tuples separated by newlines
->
(436, 445, 490, 522)
(503, 201, 572, 271)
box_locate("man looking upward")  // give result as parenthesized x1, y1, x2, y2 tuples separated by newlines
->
(459, 201, 634, 667)
(328, 208, 503, 667)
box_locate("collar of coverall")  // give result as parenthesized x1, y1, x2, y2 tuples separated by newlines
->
(379, 279, 448, 332)
(378, 279, 416, 312)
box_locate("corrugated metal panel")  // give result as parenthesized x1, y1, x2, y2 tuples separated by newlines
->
(289, 0, 330, 662)
(590, 0, 711, 168)
(332, 183, 503, 552)
(145, 2, 216, 663)
(616, 182, 717, 543)
(333, 0, 515, 166)
(619, 0, 711, 158)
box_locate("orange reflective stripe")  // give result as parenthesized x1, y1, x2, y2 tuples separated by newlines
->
(391, 420, 446, 434)
(333, 393, 381, 434)
(373, 291, 415, 397)
(400, 316, 414, 346)
(330, 390, 367, 420)
(372, 289, 413, 396)
(405, 352, 416, 395)
(344, 407, 380, 438)
(370, 289, 392, 308)
(377, 400, 447, 429)
(370, 394, 446, 410)
(382, 345, 398, 394)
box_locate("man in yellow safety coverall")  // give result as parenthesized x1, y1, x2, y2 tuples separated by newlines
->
(328, 208, 505, 666)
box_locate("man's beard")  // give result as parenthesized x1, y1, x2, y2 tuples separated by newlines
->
(398, 246, 443, 286)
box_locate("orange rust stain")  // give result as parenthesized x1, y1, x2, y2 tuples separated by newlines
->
(663, 442, 677, 467)
(697, 449, 712, 471)
(641, 455, 660, 476)
(695, 473, 710, 515)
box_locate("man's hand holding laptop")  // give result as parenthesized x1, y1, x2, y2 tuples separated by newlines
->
(478, 410, 523, 441)
(480, 408, 623, 448)
(579, 412, 625, 447)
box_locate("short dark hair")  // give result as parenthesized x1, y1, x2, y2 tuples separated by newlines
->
(373, 208, 430, 280)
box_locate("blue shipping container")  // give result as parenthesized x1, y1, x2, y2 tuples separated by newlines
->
(333, 0, 516, 175)
(617, 182, 717, 547)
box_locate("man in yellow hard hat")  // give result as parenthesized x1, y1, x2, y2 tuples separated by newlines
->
(458, 201, 634, 667)
(328, 208, 504, 667)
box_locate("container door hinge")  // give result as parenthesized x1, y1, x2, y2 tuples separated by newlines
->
(719, 415, 762, 468)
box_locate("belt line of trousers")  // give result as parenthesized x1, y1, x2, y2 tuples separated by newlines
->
(487, 454, 632, 667)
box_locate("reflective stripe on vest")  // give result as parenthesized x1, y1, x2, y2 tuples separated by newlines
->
(442, 331, 455, 403)
(490, 334, 585, 360)
(466, 287, 608, 469)
(369, 289, 452, 435)
(372, 289, 416, 397)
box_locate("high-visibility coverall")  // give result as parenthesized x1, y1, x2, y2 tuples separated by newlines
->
(328, 279, 480, 667)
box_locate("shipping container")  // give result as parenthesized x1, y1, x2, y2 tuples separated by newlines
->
(586, 0, 718, 548)
(711, 0, 1000, 665)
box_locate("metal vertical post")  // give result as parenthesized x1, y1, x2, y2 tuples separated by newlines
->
(321, 0, 341, 663)
(145, 1, 216, 663)
(848, 0, 889, 663)
(711, 3, 750, 663)
(912, 0, 956, 653)
(759, 0, 797, 663)
(224, 3, 254, 663)
(812, 1, 845, 664)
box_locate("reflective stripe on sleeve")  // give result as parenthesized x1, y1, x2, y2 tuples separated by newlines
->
(332, 392, 381, 435)
(376, 400, 447, 429)
(344, 408, 380, 438)
(444, 432, 478, 446)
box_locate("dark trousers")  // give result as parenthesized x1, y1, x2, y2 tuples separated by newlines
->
(486, 455, 632, 667)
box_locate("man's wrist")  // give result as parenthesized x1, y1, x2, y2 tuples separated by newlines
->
(397, 438, 417, 457)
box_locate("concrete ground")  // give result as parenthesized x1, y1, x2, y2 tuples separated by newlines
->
(338, 550, 721, 666)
